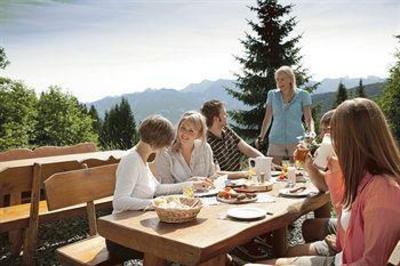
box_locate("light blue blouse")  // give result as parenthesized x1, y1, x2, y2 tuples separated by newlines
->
(266, 88, 312, 144)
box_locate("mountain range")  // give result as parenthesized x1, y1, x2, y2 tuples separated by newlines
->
(88, 76, 385, 123)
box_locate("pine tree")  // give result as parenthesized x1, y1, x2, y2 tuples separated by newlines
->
(226, 0, 313, 149)
(356, 79, 367, 98)
(379, 35, 400, 141)
(334, 82, 348, 108)
(88, 105, 103, 136)
(100, 98, 138, 149)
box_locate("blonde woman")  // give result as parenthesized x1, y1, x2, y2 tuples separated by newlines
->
(257, 66, 314, 164)
(154, 111, 216, 184)
(248, 98, 400, 266)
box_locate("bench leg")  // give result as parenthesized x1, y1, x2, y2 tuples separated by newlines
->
(9, 230, 23, 255)
(22, 163, 42, 266)
(314, 202, 331, 218)
(272, 225, 288, 257)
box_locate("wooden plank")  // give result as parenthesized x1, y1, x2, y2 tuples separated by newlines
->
(0, 197, 113, 233)
(44, 164, 118, 211)
(0, 150, 125, 172)
(0, 143, 96, 162)
(0, 148, 34, 162)
(87, 202, 97, 236)
(23, 163, 42, 266)
(143, 253, 168, 266)
(56, 235, 111, 266)
(34, 142, 97, 157)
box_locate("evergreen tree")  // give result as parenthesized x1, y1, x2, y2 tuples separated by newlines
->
(100, 98, 138, 149)
(0, 46, 10, 69)
(356, 79, 367, 98)
(88, 105, 103, 136)
(334, 82, 348, 107)
(227, 0, 313, 150)
(34, 86, 97, 146)
(379, 35, 400, 141)
(0, 77, 37, 151)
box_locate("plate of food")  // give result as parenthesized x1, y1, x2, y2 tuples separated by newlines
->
(217, 187, 257, 204)
(227, 207, 266, 220)
(279, 186, 313, 197)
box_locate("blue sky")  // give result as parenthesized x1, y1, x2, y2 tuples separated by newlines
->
(0, 0, 399, 102)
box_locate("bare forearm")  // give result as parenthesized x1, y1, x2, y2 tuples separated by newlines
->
(305, 164, 328, 192)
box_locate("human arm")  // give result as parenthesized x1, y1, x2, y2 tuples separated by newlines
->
(344, 182, 400, 266)
(302, 152, 328, 192)
(303, 105, 315, 133)
(238, 139, 264, 158)
(256, 103, 273, 149)
(154, 149, 175, 184)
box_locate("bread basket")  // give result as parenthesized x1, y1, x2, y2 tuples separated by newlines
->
(152, 196, 203, 224)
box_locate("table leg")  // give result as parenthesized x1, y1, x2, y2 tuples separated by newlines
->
(272, 225, 288, 257)
(143, 253, 168, 266)
(199, 254, 226, 266)
(314, 202, 331, 218)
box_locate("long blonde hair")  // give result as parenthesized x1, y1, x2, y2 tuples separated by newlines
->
(172, 111, 207, 152)
(330, 98, 400, 208)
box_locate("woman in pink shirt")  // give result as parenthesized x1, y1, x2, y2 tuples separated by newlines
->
(248, 98, 400, 266)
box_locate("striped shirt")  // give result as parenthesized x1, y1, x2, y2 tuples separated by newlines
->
(207, 127, 242, 171)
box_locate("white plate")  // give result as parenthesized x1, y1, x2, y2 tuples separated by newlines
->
(194, 175, 228, 197)
(195, 188, 219, 197)
(227, 207, 266, 220)
(279, 187, 313, 197)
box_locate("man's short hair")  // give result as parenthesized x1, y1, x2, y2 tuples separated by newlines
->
(139, 115, 175, 149)
(200, 100, 225, 127)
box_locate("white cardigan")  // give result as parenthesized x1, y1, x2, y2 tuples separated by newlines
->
(112, 149, 191, 214)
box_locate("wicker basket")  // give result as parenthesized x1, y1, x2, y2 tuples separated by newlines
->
(152, 196, 203, 224)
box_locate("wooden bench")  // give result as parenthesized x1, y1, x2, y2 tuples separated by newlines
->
(44, 163, 120, 266)
(0, 145, 123, 265)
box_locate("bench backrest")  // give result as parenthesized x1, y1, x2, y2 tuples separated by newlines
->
(0, 142, 97, 162)
(0, 143, 97, 207)
(44, 164, 118, 235)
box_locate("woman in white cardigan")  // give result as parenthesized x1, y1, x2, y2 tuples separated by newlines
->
(109, 115, 212, 259)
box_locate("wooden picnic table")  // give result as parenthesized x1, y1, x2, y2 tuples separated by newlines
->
(97, 182, 330, 266)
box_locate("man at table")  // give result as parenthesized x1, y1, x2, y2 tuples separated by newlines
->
(201, 99, 264, 179)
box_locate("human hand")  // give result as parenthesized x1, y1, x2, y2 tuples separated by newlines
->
(192, 179, 214, 192)
(255, 136, 264, 150)
(324, 234, 337, 251)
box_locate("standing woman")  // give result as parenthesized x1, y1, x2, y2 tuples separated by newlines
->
(256, 66, 314, 164)
(154, 111, 215, 184)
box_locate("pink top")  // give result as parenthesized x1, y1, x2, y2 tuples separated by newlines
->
(337, 172, 400, 265)
(324, 158, 344, 217)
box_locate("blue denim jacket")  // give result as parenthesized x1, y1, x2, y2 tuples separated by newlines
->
(266, 88, 312, 144)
